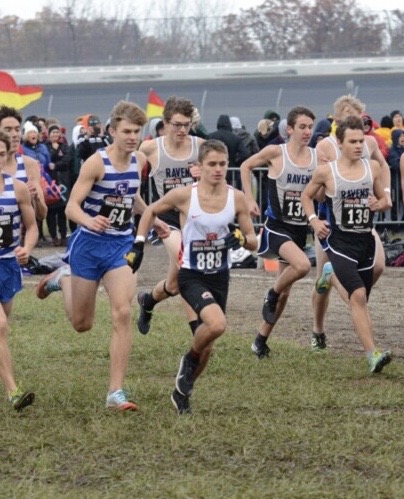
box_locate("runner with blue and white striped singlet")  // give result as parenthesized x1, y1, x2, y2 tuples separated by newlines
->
(0, 105, 47, 221)
(35, 101, 170, 412)
(0, 131, 38, 412)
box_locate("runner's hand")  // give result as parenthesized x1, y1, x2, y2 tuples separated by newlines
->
(224, 223, 245, 250)
(125, 241, 144, 273)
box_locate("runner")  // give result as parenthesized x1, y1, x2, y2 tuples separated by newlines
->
(240, 106, 316, 358)
(126, 139, 257, 414)
(0, 131, 38, 411)
(301, 115, 392, 373)
(136, 96, 205, 337)
(35, 101, 169, 411)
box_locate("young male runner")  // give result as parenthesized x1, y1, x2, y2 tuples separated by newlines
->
(240, 106, 316, 358)
(137, 96, 205, 336)
(0, 131, 38, 411)
(301, 115, 392, 373)
(127, 139, 257, 414)
(311, 95, 391, 351)
(36, 101, 169, 411)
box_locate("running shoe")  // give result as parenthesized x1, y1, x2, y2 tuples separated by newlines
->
(311, 332, 327, 351)
(175, 353, 199, 396)
(106, 390, 139, 411)
(36, 265, 71, 299)
(9, 388, 35, 412)
(137, 292, 153, 335)
(369, 350, 392, 374)
(262, 289, 278, 324)
(315, 262, 334, 294)
(171, 389, 192, 415)
(251, 342, 270, 359)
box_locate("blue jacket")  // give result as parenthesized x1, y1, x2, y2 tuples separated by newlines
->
(22, 141, 52, 173)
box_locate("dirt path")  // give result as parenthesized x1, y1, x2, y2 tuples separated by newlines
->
(30, 241, 404, 360)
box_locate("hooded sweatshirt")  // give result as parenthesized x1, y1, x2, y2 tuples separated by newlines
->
(207, 115, 249, 168)
(388, 129, 404, 172)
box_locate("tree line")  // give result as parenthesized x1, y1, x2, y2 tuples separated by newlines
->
(1, 0, 403, 69)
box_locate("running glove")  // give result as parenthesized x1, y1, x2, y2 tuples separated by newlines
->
(224, 223, 245, 250)
(125, 241, 144, 273)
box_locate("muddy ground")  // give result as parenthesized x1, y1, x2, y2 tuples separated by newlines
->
(30, 240, 404, 362)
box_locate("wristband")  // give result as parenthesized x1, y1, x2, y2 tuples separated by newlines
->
(308, 214, 317, 222)
(384, 188, 391, 193)
(135, 235, 146, 243)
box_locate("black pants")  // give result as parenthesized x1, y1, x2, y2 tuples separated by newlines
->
(46, 205, 67, 239)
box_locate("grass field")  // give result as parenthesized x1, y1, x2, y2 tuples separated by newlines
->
(2, 286, 404, 498)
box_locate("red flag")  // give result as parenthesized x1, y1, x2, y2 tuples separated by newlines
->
(146, 89, 165, 119)
(0, 71, 43, 110)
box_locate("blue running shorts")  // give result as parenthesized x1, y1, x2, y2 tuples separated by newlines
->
(66, 228, 133, 281)
(0, 257, 22, 303)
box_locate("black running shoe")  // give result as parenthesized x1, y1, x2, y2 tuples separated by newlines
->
(262, 289, 279, 324)
(251, 342, 270, 359)
(171, 389, 192, 415)
(137, 292, 153, 335)
(311, 332, 327, 352)
(9, 389, 35, 412)
(175, 353, 199, 396)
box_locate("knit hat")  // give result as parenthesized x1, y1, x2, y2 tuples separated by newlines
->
(48, 124, 60, 134)
(23, 121, 38, 135)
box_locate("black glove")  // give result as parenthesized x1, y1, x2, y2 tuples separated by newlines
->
(125, 241, 144, 273)
(224, 223, 245, 250)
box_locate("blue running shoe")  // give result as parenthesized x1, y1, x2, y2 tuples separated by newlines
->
(315, 262, 333, 294)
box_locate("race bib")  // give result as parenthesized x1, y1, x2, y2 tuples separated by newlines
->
(341, 199, 372, 230)
(0, 214, 13, 248)
(99, 195, 134, 230)
(282, 191, 305, 223)
(163, 176, 193, 195)
(190, 238, 228, 273)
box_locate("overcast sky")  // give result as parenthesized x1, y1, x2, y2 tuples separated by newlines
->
(0, 0, 402, 19)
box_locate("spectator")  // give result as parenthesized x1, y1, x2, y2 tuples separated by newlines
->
(388, 129, 404, 222)
(62, 124, 85, 234)
(254, 110, 281, 149)
(21, 122, 52, 172)
(45, 124, 69, 246)
(189, 107, 208, 139)
(308, 118, 331, 148)
(207, 114, 249, 188)
(268, 118, 289, 146)
(363, 114, 389, 160)
(77, 114, 112, 162)
(390, 110, 404, 131)
(22, 122, 52, 245)
(374, 115, 393, 148)
(230, 116, 259, 157)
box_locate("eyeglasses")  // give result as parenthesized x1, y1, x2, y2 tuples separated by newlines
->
(169, 122, 192, 130)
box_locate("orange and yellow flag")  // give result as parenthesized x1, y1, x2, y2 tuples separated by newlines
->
(0, 71, 43, 110)
(146, 88, 165, 119)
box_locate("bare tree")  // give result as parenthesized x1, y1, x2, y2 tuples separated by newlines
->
(0, 0, 402, 68)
